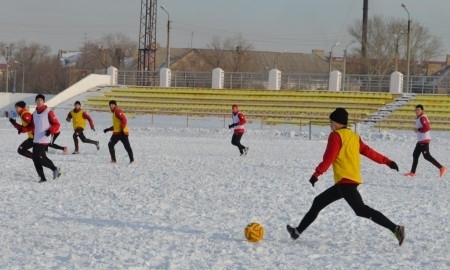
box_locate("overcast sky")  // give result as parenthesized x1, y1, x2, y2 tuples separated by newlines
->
(1, 0, 450, 60)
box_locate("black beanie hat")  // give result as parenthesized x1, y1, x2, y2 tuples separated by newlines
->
(330, 108, 348, 126)
(15, 101, 26, 108)
(74, 101, 81, 106)
(35, 94, 45, 101)
(109, 100, 117, 105)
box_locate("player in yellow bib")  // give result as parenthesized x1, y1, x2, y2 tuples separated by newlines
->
(287, 108, 405, 246)
(103, 100, 134, 164)
(65, 101, 99, 154)
(9, 101, 33, 159)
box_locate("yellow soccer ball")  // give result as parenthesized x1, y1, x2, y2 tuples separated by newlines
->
(244, 222, 264, 242)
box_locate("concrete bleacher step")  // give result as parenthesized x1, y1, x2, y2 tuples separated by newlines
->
(363, 93, 418, 125)
(365, 93, 450, 130)
(83, 87, 400, 126)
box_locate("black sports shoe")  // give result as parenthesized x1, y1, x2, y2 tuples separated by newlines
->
(38, 179, 47, 183)
(95, 141, 100, 150)
(287, 225, 300, 240)
(394, 225, 405, 246)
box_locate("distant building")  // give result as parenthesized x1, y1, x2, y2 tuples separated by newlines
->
(54, 47, 450, 77)
(58, 51, 82, 67)
(146, 48, 332, 74)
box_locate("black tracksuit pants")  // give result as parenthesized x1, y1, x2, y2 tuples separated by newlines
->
(73, 127, 98, 151)
(32, 143, 57, 181)
(18, 138, 33, 158)
(410, 143, 443, 173)
(296, 183, 397, 234)
(46, 132, 65, 151)
(231, 133, 246, 154)
(108, 134, 134, 163)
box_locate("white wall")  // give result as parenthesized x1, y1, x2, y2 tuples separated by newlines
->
(268, 69, 281, 90)
(328, 70, 342, 91)
(45, 74, 111, 108)
(1, 73, 112, 115)
(390, 72, 404, 93)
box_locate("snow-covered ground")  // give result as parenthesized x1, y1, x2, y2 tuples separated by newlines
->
(0, 107, 449, 269)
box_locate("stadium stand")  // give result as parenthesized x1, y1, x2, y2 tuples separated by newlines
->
(83, 87, 400, 127)
(373, 94, 450, 131)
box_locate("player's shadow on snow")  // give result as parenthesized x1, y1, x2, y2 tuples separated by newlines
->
(44, 215, 204, 235)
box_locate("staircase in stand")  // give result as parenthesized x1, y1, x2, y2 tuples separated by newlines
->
(363, 93, 416, 125)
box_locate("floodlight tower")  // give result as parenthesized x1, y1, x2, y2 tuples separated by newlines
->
(138, 0, 158, 85)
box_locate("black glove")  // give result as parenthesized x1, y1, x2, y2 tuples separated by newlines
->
(92, 127, 96, 132)
(9, 118, 16, 125)
(45, 129, 51, 136)
(17, 126, 22, 134)
(103, 128, 109, 134)
(228, 123, 237, 129)
(389, 161, 399, 171)
(121, 129, 125, 135)
(309, 175, 318, 187)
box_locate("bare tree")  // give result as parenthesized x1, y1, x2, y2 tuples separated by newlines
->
(0, 41, 52, 93)
(77, 33, 137, 71)
(77, 42, 105, 72)
(205, 34, 255, 72)
(98, 32, 137, 68)
(348, 15, 443, 75)
(223, 35, 254, 72)
(2, 32, 137, 94)
(0, 42, 14, 92)
(32, 56, 62, 94)
(206, 36, 226, 67)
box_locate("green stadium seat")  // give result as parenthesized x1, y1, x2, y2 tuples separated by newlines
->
(83, 87, 399, 126)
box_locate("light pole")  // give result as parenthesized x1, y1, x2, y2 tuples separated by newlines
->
(394, 32, 403, 71)
(402, 3, 411, 93)
(13, 65, 17, 93)
(328, 41, 340, 74)
(161, 5, 171, 69)
(343, 41, 355, 91)
(98, 44, 104, 70)
(5, 46, 10, 93)
(14, 61, 24, 93)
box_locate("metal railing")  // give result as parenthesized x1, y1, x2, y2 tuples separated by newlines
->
(224, 72, 266, 89)
(343, 75, 391, 92)
(117, 70, 159, 86)
(171, 72, 212, 88)
(113, 69, 450, 93)
(407, 75, 450, 94)
(281, 73, 329, 90)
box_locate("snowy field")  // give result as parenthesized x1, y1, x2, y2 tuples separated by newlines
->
(0, 106, 449, 269)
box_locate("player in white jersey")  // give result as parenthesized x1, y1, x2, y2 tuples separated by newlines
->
(403, 104, 446, 177)
(21, 94, 62, 183)
(228, 104, 249, 156)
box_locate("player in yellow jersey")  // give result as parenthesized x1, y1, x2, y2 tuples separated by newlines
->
(9, 101, 33, 159)
(287, 108, 405, 246)
(103, 100, 134, 164)
(66, 101, 99, 154)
